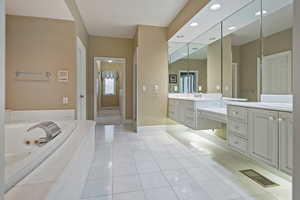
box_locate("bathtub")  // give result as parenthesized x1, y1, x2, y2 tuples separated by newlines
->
(5, 121, 77, 192)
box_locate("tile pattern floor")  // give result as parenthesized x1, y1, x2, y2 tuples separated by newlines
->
(96, 108, 122, 125)
(81, 125, 292, 200)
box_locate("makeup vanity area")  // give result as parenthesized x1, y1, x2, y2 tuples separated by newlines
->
(167, 0, 293, 175)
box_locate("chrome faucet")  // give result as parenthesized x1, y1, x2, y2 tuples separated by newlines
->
(27, 121, 61, 144)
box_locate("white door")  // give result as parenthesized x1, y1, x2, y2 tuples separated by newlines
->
(279, 112, 293, 175)
(76, 37, 86, 120)
(249, 109, 279, 168)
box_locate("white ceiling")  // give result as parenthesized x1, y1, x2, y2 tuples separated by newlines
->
(6, 0, 74, 21)
(169, 0, 253, 44)
(75, 0, 188, 38)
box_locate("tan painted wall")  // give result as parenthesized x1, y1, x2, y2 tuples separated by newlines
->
(88, 36, 134, 120)
(239, 28, 293, 101)
(5, 15, 76, 110)
(222, 36, 233, 97)
(169, 59, 207, 93)
(100, 62, 125, 108)
(64, 0, 88, 47)
(136, 25, 169, 126)
(168, 0, 209, 39)
(207, 38, 222, 93)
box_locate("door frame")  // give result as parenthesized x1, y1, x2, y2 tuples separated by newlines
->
(76, 37, 87, 120)
(0, 0, 5, 198)
(93, 57, 126, 121)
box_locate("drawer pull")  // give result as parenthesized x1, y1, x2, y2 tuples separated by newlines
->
(234, 141, 239, 145)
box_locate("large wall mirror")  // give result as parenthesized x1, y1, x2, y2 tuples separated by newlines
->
(168, 0, 293, 99)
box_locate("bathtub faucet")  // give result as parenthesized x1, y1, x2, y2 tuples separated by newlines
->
(27, 121, 61, 144)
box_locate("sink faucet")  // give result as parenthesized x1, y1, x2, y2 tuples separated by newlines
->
(27, 121, 61, 144)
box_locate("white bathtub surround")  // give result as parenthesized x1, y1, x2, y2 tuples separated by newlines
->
(5, 109, 75, 123)
(5, 121, 96, 200)
(80, 124, 291, 200)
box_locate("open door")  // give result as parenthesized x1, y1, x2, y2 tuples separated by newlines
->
(76, 37, 87, 120)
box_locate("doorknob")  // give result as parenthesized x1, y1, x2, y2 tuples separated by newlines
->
(80, 95, 85, 98)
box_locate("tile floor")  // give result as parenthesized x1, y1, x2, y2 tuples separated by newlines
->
(96, 108, 122, 125)
(81, 125, 292, 200)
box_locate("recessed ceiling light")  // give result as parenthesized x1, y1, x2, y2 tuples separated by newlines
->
(228, 26, 236, 31)
(108, 60, 113, 63)
(190, 22, 199, 27)
(255, 10, 267, 16)
(210, 4, 221, 11)
(176, 35, 184, 39)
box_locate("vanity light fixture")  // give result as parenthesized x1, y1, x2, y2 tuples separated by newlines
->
(108, 60, 113, 63)
(210, 3, 221, 11)
(190, 22, 199, 27)
(255, 10, 267, 16)
(228, 26, 236, 31)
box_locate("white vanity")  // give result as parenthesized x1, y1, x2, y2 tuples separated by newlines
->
(168, 94, 293, 175)
(227, 102, 293, 175)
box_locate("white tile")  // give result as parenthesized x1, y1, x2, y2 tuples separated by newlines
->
(173, 181, 213, 200)
(139, 172, 169, 189)
(144, 187, 179, 200)
(112, 161, 138, 177)
(113, 191, 146, 200)
(81, 178, 113, 198)
(186, 166, 220, 183)
(133, 150, 154, 161)
(136, 160, 160, 173)
(163, 169, 192, 186)
(199, 179, 242, 200)
(81, 196, 112, 200)
(113, 175, 142, 194)
(88, 165, 112, 180)
(156, 158, 183, 170)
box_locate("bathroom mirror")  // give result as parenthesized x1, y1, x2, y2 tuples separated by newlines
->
(221, 0, 261, 100)
(191, 23, 222, 94)
(260, 0, 293, 95)
(168, 43, 189, 93)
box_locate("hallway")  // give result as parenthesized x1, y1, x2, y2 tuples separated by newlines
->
(81, 125, 291, 200)
(96, 108, 122, 125)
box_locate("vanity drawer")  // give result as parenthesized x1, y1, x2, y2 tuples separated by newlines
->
(229, 134, 248, 154)
(228, 121, 248, 138)
(228, 106, 248, 122)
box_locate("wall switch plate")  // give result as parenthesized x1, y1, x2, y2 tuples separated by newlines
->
(63, 96, 69, 105)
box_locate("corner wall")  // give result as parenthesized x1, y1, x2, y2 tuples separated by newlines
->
(136, 25, 169, 126)
(0, 0, 4, 198)
(293, 1, 300, 199)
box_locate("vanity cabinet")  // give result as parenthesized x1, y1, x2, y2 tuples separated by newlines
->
(249, 109, 279, 168)
(279, 112, 293, 175)
(228, 105, 293, 174)
(168, 99, 197, 129)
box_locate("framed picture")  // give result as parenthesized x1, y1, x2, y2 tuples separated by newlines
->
(169, 74, 177, 84)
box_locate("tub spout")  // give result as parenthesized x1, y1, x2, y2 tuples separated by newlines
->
(27, 121, 61, 143)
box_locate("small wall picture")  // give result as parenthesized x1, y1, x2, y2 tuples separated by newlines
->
(169, 74, 177, 84)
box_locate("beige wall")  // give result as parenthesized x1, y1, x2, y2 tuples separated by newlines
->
(100, 62, 125, 108)
(88, 36, 134, 120)
(222, 36, 233, 97)
(169, 59, 207, 93)
(136, 25, 169, 126)
(239, 28, 293, 101)
(6, 15, 76, 110)
(207, 38, 222, 93)
(168, 0, 209, 39)
(64, 0, 88, 47)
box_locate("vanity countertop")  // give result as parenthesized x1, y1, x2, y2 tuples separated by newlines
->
(227, 102, 293, 112)
(198, 107, 227, 116)
(168, 96, 220, 101)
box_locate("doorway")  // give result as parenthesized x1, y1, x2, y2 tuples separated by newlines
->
(94, 57, 126, 124)
(76, 37, 87, 120)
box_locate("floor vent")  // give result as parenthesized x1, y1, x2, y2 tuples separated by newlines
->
(240, 169, 279, 188)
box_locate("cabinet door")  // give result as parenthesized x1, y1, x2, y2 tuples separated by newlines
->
(249, 109, 279, 168)
(279, 112, 293, 175)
